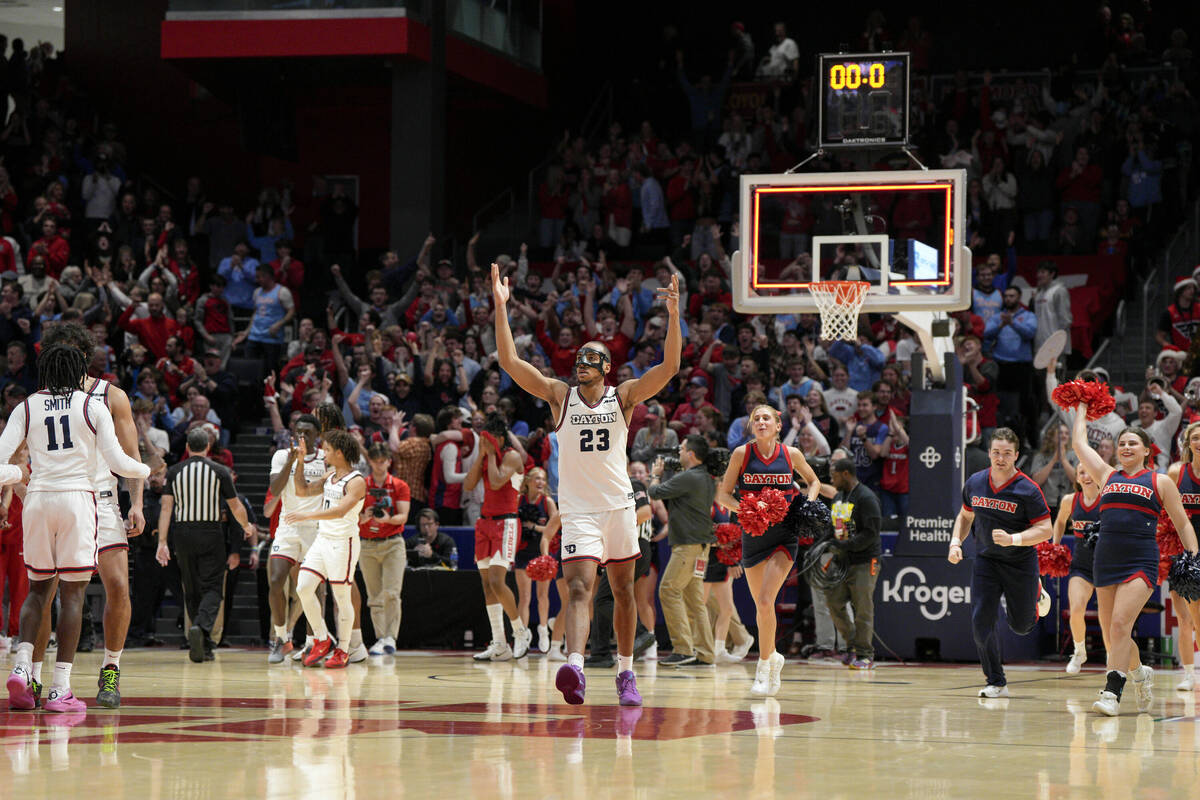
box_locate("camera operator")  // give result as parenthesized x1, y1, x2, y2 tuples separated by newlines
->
(822, 457, 883, 669)
(359, 443, 412, 656)
(649, 435, 718, 667)
(408, 509, 458, 569)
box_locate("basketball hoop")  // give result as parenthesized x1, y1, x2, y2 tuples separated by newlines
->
(809, 281, 870, 341)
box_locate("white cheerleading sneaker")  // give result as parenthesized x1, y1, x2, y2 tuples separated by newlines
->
(749, 659, 772, 697)
(1066, 650, 1086, 675)
(1092, 690, 1120, 717)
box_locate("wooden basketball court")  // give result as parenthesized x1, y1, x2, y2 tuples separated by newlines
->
(2, 648, 1197, 797)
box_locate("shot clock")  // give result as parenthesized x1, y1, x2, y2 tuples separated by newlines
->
(817, 52, 910, 148)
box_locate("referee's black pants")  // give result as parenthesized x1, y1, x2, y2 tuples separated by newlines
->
(174, 525, 227, 637)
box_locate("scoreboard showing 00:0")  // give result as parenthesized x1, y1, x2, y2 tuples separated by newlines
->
(827, 62, 886, 90)
(817, 52, 910, 149)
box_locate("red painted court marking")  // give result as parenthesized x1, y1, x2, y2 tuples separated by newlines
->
(1, 700, 818, 743)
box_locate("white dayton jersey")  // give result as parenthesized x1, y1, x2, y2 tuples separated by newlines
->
(271, 447, 327, 516)
(0, 390, 150, 490)
(85, 377, 120, 494)
(555, 385, 634, 513)
(319, 471, 365, 538)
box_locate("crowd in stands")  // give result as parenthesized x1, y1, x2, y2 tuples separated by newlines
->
(0, 4, 1199, 648)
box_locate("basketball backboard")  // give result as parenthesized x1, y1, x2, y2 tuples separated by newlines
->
(732, 168, 969, 315)
(732, 168, 970, 382)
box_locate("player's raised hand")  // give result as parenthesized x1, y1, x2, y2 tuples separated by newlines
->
(491, 262, 510, 306)
(656, 274, 680, 316)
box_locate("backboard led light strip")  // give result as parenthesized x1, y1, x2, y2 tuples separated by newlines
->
(750, 183, 953, 289)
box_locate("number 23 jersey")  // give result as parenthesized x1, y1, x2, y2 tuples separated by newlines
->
(555, 385, 634, 514)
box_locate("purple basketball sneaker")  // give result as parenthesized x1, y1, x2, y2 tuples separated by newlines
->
(555, 664, 586, 705)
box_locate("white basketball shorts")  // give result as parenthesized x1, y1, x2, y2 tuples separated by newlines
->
(96, 496, 128, 554)
(22, 490, 99, 582)
(300, 534, 361, 585)
(559, 505, 639, 566)
(271, 522, 320, 564)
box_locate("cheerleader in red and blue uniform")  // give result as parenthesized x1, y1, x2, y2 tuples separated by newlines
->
(717, 404, 820, 698)
(1071, 405, 1199, 716)
(1165, 421, 1200, 691)
(1051, 462, 1105, 674)
(516, 467, 559, 655)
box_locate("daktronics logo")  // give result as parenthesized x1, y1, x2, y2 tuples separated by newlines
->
(880, 566, 971, 621)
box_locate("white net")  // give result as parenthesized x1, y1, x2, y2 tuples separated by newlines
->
(809, 281, 869, 341)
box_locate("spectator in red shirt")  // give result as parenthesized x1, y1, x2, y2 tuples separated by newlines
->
(670, 376, 716, 434)
(0, 236, 14, 274)
(168, 238, 202, 306)
(195, 273, 234, 365)
(957, 334, 999, 437)
(681, 320, 723, 365)
(358, 443, 412, 654)
(118, 291, 181, 360)
(666, 157, 697, 247)
(538, 167, 568, 250)
(1056, 146, 1103, 247)
(156, 334, 198, 405)
(602, 168, 633, 249)
(687, 273, 733, 319)
(269, 238, 304, 296)
(950, 308, 985, 340)
(535, 315, 579, 378)
(582, 280, 635, 369)
(34, 217, 69, 278)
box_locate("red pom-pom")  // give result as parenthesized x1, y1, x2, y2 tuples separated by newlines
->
(1051, 381, 1084, 410)
(1051, 380, 1116, 421)
(1036, 540, 1072, 578)
(737, 488, 792, 537)
(1159, 557, 1173, 584)
(715, 539, 742, 565)
(1156, 511, 1185, 558)
(526, 555, 559, 581)
(1080, 382, 1115, 420)
(714, 523, 741, 546)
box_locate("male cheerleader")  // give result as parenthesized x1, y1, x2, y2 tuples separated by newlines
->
(492, 262, 681, 706)
(0, 345, 150, 712)
(950, 428, 1054, 698)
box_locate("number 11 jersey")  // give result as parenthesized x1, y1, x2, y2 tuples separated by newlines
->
(0, 389, 142, 492)
(555, 385, 634, 514)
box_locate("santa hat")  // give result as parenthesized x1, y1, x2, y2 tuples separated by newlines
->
(1157, 349, 1187, 369)
(1176, 277, 1197, 296)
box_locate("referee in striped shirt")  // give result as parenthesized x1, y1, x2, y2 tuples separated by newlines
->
(156, 429, 256, 663)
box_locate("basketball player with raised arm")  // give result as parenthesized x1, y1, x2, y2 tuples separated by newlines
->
(0, 344, 150, 713)
(284, 429, 366, 669)
(32, 322, 147, 708)
(492, 262, 681, 706)
(266, 413, 325, 663)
